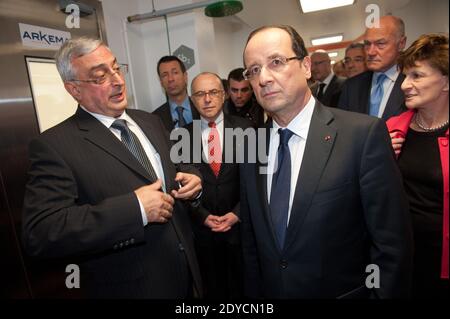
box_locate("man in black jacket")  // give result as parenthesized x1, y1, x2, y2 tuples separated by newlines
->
(186, 72, 252, 298)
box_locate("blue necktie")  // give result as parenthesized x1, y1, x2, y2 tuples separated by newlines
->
(111, 119, 158, 182)
(369, 73, 387, 117)
(270, 128, 294, 249)
(176, 106, 187, 127)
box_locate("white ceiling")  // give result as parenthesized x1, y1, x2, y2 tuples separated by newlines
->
(233, 0, 413, 61)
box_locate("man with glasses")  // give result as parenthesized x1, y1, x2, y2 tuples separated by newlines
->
(153, 56, 200, 132)
(338, 16, 407, 120)
(310, 50, 345, 107)
(343, 42, 368, 78)
(22, 37, 203, 298)
(224, 67, 265, 127)
(184, 72, 251, 298)
(240, 25, 413, 298)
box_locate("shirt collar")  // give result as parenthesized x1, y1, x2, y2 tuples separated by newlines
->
(272, 94, 315, 140)
(201, 111, 224, 130)
(374, 64, 400, 82)
(80, 105, 134, 129)
(321, 71, 334, 86)
(169, 96, 190, 112)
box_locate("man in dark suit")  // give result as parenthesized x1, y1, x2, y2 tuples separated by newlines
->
(310, 50, 345, 107)
(22, 38, 203, 299)
(224, 67, 266, 128)
(153, 56, 200, 132)
(338, 16, 407, 120)
(184, 72, 251, 298)
(241, 25, 413, 298)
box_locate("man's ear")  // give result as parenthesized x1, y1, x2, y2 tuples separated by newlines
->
(398, 35, 407, 51)
(442, 76, 449, 92)
(302, 56, 312, 79)
(64, 81, 81, 100)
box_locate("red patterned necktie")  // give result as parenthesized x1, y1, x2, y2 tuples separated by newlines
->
(208, 121, 222, 177)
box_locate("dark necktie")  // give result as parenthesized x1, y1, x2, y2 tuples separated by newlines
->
(369, 73, 387, 117)
(316, 82, 326, 102)
(270, 128, 294, 249)
(176, 106, 187, 127)
(111, 119, 158, 182)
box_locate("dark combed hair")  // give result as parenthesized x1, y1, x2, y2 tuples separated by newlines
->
(398, 33, 448, 76)
(345, 42, 365, 54)
(157, 55, 186, 76)
(244, 25, 308, 66)
(228, 67, 245, 82)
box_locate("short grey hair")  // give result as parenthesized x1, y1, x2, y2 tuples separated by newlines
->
(55, 37, 105, 82)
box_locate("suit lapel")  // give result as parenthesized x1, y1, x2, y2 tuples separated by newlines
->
(363, 72, 374, 114)
(323, 75, 336, 101)
(130, 111, 178, 192)
(189, 98, 201, 120)
(256, 120, 280, 247)
(75, 107, 152, 182)
(382, 73, 406, 120)
(284, 103, 337, 251)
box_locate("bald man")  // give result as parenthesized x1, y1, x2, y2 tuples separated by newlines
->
(310, 50, 345, 107)
(338, 15, 407, 120)
(185, 72, 252, 298)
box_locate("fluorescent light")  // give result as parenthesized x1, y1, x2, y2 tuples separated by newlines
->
(300, 0, 354, 13)
(311, 34, 343, 46)
(328, 52, 338, 58)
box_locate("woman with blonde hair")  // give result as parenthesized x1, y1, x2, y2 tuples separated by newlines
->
(387, 33, 448, 298)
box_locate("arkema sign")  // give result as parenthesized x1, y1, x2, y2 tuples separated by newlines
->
(19, 23, 71, 50)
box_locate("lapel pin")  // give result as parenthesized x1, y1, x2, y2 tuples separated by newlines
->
(324, 135, 331, 141)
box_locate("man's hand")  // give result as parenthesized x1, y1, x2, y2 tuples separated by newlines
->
(389, 132, 405, 156)
(171, 172, 202, 200)
(211, 212, 239, 233)
(204, 214, 221, 229)
(134, 180, 174, 223)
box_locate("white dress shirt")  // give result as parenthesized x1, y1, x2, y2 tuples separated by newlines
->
(267, 95, 315, 225)
(371, 64, 400, 118)
(80, 106, 165, 226)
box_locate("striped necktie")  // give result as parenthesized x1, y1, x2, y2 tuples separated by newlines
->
(111, 119, 158, 182)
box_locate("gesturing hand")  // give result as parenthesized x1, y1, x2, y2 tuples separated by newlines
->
(134, 179, 174, 223)
(171, 172, 202, 200)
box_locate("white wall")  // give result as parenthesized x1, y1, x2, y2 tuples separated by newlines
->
(213, 16, 252, 78)
(393, 0, 449, 47)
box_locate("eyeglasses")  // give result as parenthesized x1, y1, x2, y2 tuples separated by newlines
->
(243, 56, 303, 80)
(71, 64, 128, 85)
(191, 89, 224, 99)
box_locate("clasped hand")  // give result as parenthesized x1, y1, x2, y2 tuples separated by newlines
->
(134, 172, 202, 224)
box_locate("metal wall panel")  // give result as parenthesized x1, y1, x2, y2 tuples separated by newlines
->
(0, 0, 107, 298)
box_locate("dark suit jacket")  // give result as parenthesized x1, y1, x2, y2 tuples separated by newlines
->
(311, 75, 345, 108)
(185, 115, 252, 245)
(153, 98, 200, 132)
(338, 70, 406, 120)
(22, 107, 203, 299)
(240, 101, 413, 299)
(224, 98, 266, 128)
